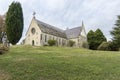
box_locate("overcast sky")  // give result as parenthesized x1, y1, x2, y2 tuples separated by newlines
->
(0, 0, 120, 43)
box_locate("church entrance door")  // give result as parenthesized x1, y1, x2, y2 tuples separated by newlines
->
(32, 40, 34, 46)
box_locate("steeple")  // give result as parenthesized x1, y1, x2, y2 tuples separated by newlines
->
(82, 20, 84, 27)
(81, 20, 87, 38)
(66, 27, 69, 30)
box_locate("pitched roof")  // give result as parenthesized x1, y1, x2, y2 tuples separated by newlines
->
(36, 19, 67, 38)
(65, 27, 82, 39)
(35, 18, 82, 39)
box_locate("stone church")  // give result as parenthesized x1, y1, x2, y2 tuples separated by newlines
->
(24, 14, 87, 47)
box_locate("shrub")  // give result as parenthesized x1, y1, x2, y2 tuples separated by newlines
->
(43, 44, 48, 46)
(118, 48, 120, 51)
(0, 46, 9, 55)
(48, 40, 56, 46)
(82, 42, 89, 48)
(97, 42, 111, 51)
(68, 40, 75, 47)
(109, 42, 119, 51)
(119, 48, 120, 51)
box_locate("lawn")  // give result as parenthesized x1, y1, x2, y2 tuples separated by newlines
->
(0, 45, 120, 80)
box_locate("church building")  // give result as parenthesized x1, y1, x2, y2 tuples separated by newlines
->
(24, 14, 87, 47)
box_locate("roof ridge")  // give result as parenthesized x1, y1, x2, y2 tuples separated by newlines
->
(35, 18, 83, 39)
(66, 26, 81, 31)
(36, 18, 67, 38)
(36, 19, 64, 32)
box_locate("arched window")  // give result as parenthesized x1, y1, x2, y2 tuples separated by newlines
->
(59, 39, 61, 45)
(41, 34, 42, 40)
(45, 35, 47, 42)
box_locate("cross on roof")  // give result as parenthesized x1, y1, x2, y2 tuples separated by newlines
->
(33, 11, 36, 17)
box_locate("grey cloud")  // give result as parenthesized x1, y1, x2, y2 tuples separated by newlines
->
(0, 0, 120, 43)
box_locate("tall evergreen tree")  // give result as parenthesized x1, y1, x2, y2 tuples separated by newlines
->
(87, 30, 96, 49)
(87, 29, 107, 50)
(110, 16, 120, 50)
(5, 1, 23, 45)
(94, 29, 107, 49)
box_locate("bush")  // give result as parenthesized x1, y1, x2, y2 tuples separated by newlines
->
(97, 42, 111, 51)
(43, 44, 48, 46)
(119, 48, 120, 51)
(110, 41, 120, 51)
(48, 40, 56, 46)
(82, 42, 89, 48)
(0, 46, 9, 55)
(68, 40, 75, 47)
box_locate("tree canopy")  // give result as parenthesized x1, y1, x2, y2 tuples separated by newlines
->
(87, 30, 95, 49)
(5, 1, 23, 45)
(87, 29, 107, 50)
(110, 16, 120, 50)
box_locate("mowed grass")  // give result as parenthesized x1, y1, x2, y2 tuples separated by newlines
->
(0, 46, 120, 80)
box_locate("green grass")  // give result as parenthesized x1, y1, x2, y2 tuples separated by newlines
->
(0, 46, 120, 80)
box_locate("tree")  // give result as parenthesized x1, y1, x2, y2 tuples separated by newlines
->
(5, 1, 23, 45)
(87, 29, 107, 50)
(87, 30, 96, 49)
(110, 16, 120, 51)
(0, 15, 6, 43)
(0, 15, 4, 42)
(95, 29, 107, 49)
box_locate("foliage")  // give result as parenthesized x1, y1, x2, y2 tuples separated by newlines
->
(68, 40, 75, 47)
(0, 17, 3, 43)
(0, 15, 5, 43)
(48, 40, 56, 46)
(87, 30, 95, 49)
(0, 45, 9, 55)
(5, 1, 23, 45)
(82, 42, 89, 48)
(87, 29, 107, 50)
(97, 41, 111, 51)
(110, 16, 120, 51)
(0, 46, 120, 80)
(108, 41, 119, 51)
(95, 29, 107, 49)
